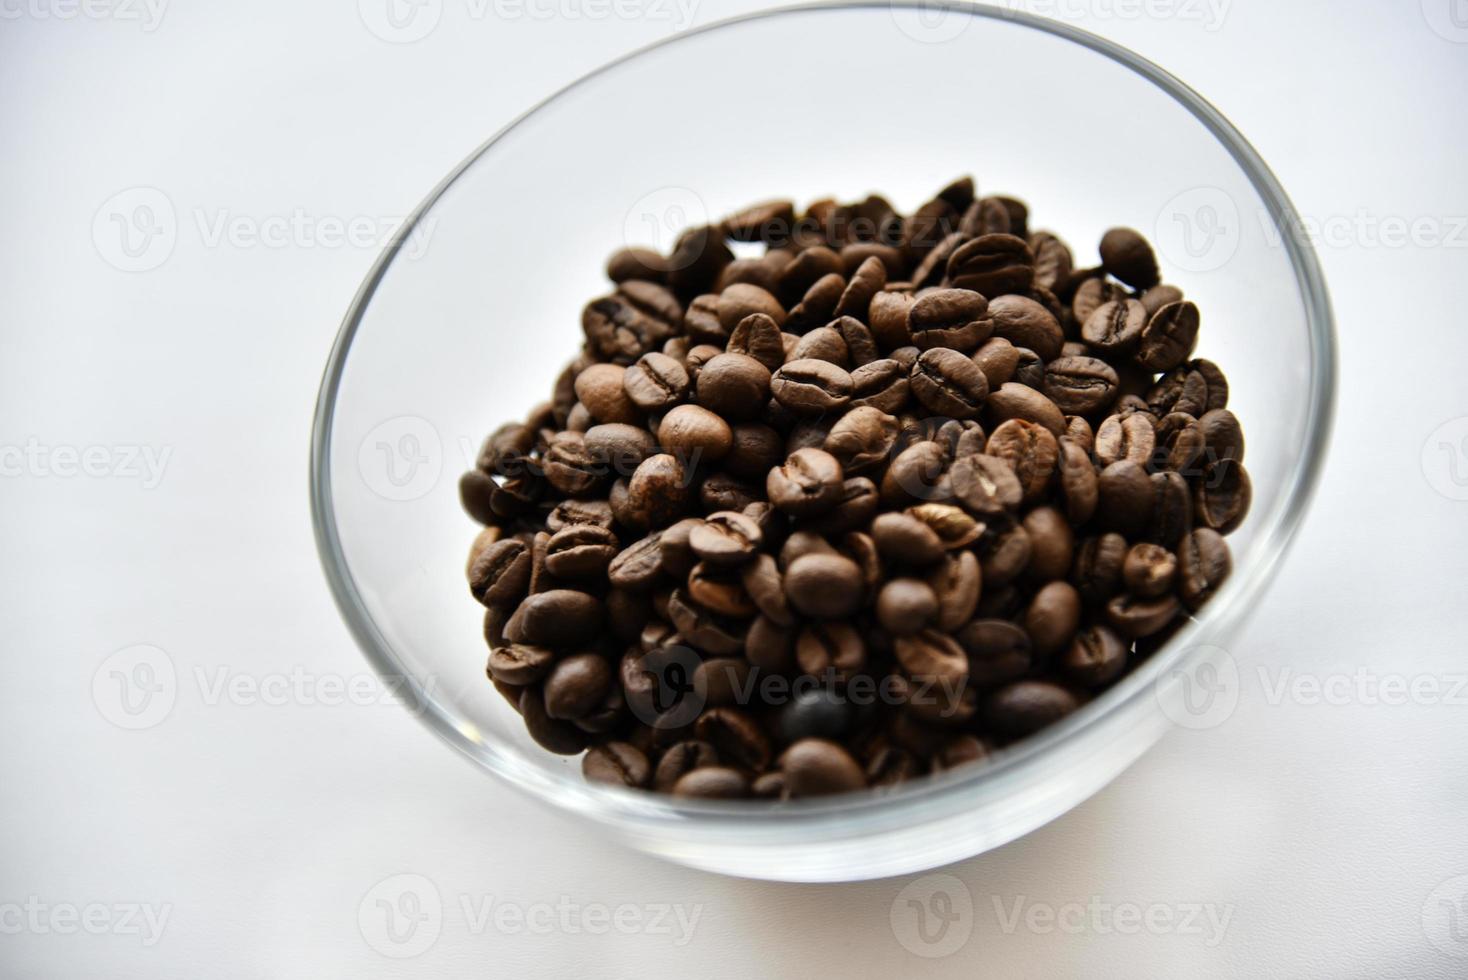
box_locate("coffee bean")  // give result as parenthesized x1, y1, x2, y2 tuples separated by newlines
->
(1023, 506, 1075, 582)
(1030, 231, 1074, 291)
(779, 739, 866, 797)
(988, 295, 1063, 361)
(894, 629, 969, 686)
(1082, 299, 1147, 356)
(908, 288, 991, 351)
(822, 406, 898, 477)
(760, 447, 843, 519)
(960, 196, 1012, 237)
(541, 431, 604, 497)
(716, 283, 786, 334)
(778, 688, 854, 744)
(928, 550, 981, 631)
(684, 295, 726, 346)
(1060, 624, 1128, 688)
(726, 312, 787, 371)
(1056, 437, 1099, 525)
(581, 742, 652, 788)
(1024, 581, 1081, 658)
(1072, 533, 1128, 605)
(1104, 593, 1180, 639)
(1146, 470, 1192, 549)
(1140, 283, 1184, 316)
(624, 454, 691, 529)
(722, 199, 795, 243)
(911, 348, 989, 419)
(543, 653, 614, 720)
(1148, 359, 1228, 416)
(958, 619, 1031, 687)
(506, 590, 603, 648)
(468, 537, 531, 607)
(1096, 460, 1153, 536)
(834, 255, 887, 321)
(695, 707, 771, 770)
(1154, 412, 1205, 473)
(983, 680, 1079, 736)
(1095, 412, 1156, 467)
(606, 248, 666, 284)
(770, 358, 853, 415)
(1195, 459, 1251, 534)
(1043, 356, 1119, 416)
(581, 281, 681, 364)
(1098, 227, 1159, 289)
(695, 353, 771, 422)
(672, 767, 748, 798)
(907, 502, 983, 550)
(544, 525, 619, 580)
(1123, 542, 1177, 597)
(608, 532, 664, 590)
(985, 382, 1065, 435)
(785, 552, 864, 618)
(807, 476, 880, 535)
(574, 364, 640, 425)
(987, 419, 1059, 503)
(718, 422, 783, 481)
(947, 233, 1035, 296)
(1178, 527, 1231, 610)
(745, 614, 795, 672)
(983, 524, 1035, 589)
(877, 578, 938, 634)
(687, 562, 757, 618)
(1137, 300, 1199, 372)
(666, 589, 746, 656)
(1071, 276, 1129, 326)
(1198, 408, 1245, 465)
(949, 452, 1022, 517)
(486, 644, 554, 686)
(689, 510, 763, 566)
(871, 511, 946, 566)
(519, 685, 590, 754)
(654, 740, 719, 791)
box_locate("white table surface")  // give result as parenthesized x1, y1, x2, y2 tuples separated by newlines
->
(3, 2, 1466, 976)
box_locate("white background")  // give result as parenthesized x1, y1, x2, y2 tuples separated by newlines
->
(3, 1, 1467, 976)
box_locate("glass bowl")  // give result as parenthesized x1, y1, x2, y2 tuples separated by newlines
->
(310, 1, 1334, 882)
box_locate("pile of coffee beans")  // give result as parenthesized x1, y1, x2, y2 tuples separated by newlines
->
(460, 177, 1248, 800)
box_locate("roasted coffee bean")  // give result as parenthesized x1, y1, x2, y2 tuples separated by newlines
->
(687, 562, 757, 618)
(543, 653, 614, 720)
(770, 358, 853, 415)
(779, 739, 866, 797)
(908, 502, 983, 550)
(1056, 437, 1099, 525)
(877, 578, 939, 634)
(672, 767, 748, 799)
(791, 325, 850, 366)
(506, 590, 603, 648)
(584, 423, 656, 475)
(784, 272, 846, 333)
(908, 288, 991, 351)
(1104, 593, 1180, 639)
(948, 233, 1035, 296)
(927, 550, 981, 631)
(486, 644, 555, 686)
(871, 511, 946, 566)
(582, 741, 652, 788)
(780, 530, 837, 567)
(845, 359, 908, 413)
(1023, 506, 1075, 582)
(1096, 460, 1153, 536)
(1071, 276, 1129, 327)
(541, 431, 604, 497)
(972, 336, 1019, 389)
(695, 707, 771, 770)
(931, 735, 990, 772)
(519, 685, 590, 754)
(958, 619, 1031, 687)
(823, 406, 899, 476)
(695, 352, 771, 421)
(807, 476, 880, 535)
(1029, 231, 1074, 291)
(834, 255, 887, 319)
(1098, 227, 1160, 289)
(722, 198, 795, 242)
(881, 441, 951, 505)
(1140, 284, 1184, 316)
(657, 405, 731, 463)
(911, 348, 989, 419)
(716, 283, 786, 334)
(1137, 300, 1199, 372)
(785, 552, 864, 618)
(959, 196, 1012, 237)
(689, 511, 764, 566)
(606, 248, 666, 284)
(722, 422, 784, 480)
(1148, 359, 1228, 416)
(1072, 533, 1128, 605)
(582, 281, 681, 364)
(544, 525, 619, 580)
(985, 382, 1066, 435)
(468, 538, 531, 607)
(1147, 470, 1192, 548)
(459, 470, 498, 525)
(988, 294, 1064, 361)
(911, 231, 966, 289)
(1198, 408, 1245, 465)
(834, 315, 880, 366)
(608, 532, 664, 590)
(950, 452, 1022, 517)
(894, 629, 969, 686)
(1012, 347, 1045, 390)
(1178, 528, 1231, 610)
(1024, 581, 1081, 659)
(740, 553, 793, 626)
(987, 419, 1059, 503)
(726, 312, 787, 371)
(778, 688, 854, 743)
(1082, 299, 1147, 356)
(1095, 412, 1156, 467)
(1060, 624, 1128, 688)
(654, 740, 719, 791)
(1043, 356, 1119, 416)
(574, 364, 639, 425)
(767, 447, 844, 517)
(693, 657, 754, 708)
(744, 614, 795, 672)
(1123, 542, 1177, 597)
(624, 454, 691, 529)
(667, 590, 745, 655)
(1154, 412, 1205, 473)
(983, 680, 1079, 736)
(1195, 460, 1251, 534)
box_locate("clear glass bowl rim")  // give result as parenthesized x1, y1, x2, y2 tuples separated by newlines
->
(310, 1, 1336, 830)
